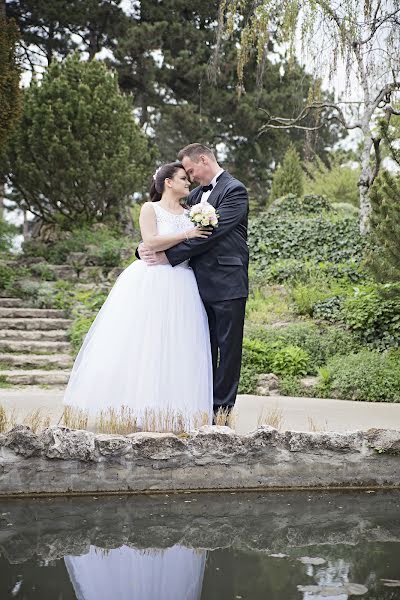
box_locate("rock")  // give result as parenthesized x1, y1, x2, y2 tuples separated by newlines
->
(300, 376, 319, 389)
(298, 555, 326, 565)
(256, 373, 279, 396)
(188, 426, 246, 462)
(285, 431, 364, 453)
(243, 425, 280, 449)
(128, 432, 188, 460)
(297, 583, 368, 596)
(107, 267, 125, 281)
(95, 434, 132, 457)
(4, 425, 44, 457)
(42, 427, 96, 461)
(365, 428, 400, 455)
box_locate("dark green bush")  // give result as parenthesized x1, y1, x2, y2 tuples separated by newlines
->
(323, 350, 400, 402)
(23, 225, 133, 266)
(341, 283, 400, 350)
(312, 296, 343, 322)
(238, 338, 274, 394)
(0, 220, 17, 253)
(0, 264, 14, 290)
(249, 213, 364, 268)
(271, 345, 309, 376)
(246, 322, 360, 374)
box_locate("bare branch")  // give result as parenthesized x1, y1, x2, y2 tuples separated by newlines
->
(258, 101, 362, 135)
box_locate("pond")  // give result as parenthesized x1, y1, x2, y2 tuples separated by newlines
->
(0, 490, 399, 599)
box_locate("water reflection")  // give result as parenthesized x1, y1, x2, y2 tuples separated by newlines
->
(65, 545, 206, 600)
(0, 490, 400, 599)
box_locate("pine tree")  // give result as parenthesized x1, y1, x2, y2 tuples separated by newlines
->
(269, 145, 304, 202)
(1, 54, 153, 226)
(0, 9, 22, 147)
(366, 115, 400, 283)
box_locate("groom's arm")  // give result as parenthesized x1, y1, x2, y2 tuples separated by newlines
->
(134, 189, 200, 261)
(165, 183, 248, 266)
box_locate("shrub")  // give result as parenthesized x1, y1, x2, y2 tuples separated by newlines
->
(341, 283, 400, 349)
(290, 277, 351, 317)
(0, 219, 17, 253)
(271, 345, 309, 377)
(269, 144, 304, 202)
(246, 322, 360, 374)
(69, 315, 96, 354)
(322, 350, 400, 402)
(239, 338, 274, 394)
(0, 263, 14, 290)
(278, 375, 302, 396)
(249, 212, 364, 268)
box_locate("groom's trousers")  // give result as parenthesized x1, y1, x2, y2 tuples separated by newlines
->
(204, 297, 246, 411)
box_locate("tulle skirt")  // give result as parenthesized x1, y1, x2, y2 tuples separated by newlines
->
(63, 260, 213, 429)
(65, 545, 206, 600)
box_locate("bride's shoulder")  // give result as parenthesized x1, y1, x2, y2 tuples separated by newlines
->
(141, 201, 157, 213)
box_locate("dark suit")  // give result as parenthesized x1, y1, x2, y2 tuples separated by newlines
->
(165, 171, 249, 411)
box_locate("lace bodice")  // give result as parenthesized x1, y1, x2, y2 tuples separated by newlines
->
(152, 203, 193, 267)
(152, 203, 193, 235)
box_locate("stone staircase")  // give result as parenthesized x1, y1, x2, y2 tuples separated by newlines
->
(0, 297, 73, 386)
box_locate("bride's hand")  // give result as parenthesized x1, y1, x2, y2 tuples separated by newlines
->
(186, 227, 213, 240)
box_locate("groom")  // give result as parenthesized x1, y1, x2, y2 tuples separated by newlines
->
(140, 143, 249, 417)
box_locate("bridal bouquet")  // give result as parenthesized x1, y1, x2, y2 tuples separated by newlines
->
(189, 200, 219, 228)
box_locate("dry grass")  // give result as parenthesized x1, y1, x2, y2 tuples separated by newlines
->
(214, 407, 232, 427)
(257, 406, 284, 430)
(95, 406, 138, 435)
(23, 409, 51, 433)
(308, 416, 328, 432)
(0, 405, 17, 433)
(61, 406, 89, 430)
(141, 408, 210, 434)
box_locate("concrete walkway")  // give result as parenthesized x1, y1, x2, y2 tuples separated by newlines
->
(1, 387, 400, 433)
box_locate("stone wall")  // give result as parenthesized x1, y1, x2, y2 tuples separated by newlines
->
(1, 424, 400, 496)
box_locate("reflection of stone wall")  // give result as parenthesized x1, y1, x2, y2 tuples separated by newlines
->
(1, 424, 400, 495)
(1, 490, 400, 564)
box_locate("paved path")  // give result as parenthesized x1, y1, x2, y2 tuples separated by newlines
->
(2, 387, 400, 433)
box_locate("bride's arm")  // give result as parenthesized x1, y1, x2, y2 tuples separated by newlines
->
(139, 203, 211, 252)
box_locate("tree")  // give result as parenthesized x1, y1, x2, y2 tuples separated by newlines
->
(269, 144, 303, 201)
(1, 54, 153, 227)
(366, 114, 400, 282)
(5, 0, 128, 72)
(113, 0, 340, 203)
(0, 3, 21, 147)
(304, 152, 360, 207)
(218, 0, 400, 232)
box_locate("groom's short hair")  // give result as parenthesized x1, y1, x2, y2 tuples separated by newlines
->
(178, 143, 215, 162)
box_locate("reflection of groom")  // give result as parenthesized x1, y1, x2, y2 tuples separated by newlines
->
(140, 143, 249, 417)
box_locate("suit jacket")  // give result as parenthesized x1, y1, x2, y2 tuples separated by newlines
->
(165, 171, 249, 303)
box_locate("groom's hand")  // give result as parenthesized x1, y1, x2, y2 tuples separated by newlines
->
(138, 243, 169, 266)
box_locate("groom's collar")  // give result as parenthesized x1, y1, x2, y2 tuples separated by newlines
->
(210, 169, 224, 188)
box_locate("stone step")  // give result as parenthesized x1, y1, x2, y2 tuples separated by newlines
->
(0, 339, 71, 353)
(0, 298, 24, 308)
(0, 329, 69, 341)
(0, 353, 72, 369)
(0, 318, 72, 331)
(0, 369, 70, 385)
(0, 307, 67, 319)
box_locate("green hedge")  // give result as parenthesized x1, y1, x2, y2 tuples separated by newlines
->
(322, 350, 400, 402)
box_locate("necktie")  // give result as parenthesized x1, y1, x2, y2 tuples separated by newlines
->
(202, 184, 213, 193)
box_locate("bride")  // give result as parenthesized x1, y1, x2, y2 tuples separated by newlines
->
(63, 162, 213, 430)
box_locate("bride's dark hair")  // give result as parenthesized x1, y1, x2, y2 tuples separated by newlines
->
(149, 162, 185, 202)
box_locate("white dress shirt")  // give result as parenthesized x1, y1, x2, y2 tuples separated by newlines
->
(200, 169, 224, 202)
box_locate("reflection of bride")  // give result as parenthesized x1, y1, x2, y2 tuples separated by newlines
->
(64, 544, 207, 600)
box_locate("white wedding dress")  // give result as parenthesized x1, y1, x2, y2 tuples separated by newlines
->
(64, 544, 207, 600)
(63, 203, 213, 429)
